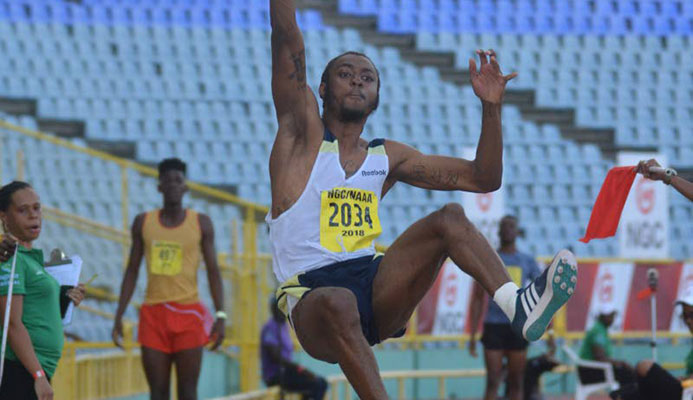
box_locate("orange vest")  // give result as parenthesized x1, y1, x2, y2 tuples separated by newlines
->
(142, 209, 201, 304)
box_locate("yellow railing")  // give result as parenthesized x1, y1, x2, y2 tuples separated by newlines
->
(215, 359, 687, 400)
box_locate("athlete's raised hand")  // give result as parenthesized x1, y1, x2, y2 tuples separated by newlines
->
(469, 49, 517, 104)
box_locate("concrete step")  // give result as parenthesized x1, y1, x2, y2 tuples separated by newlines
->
(439, 67, 471, 85)
(504, 90, 535, 107)
(322, 14, 376, 30)
(0, 97, 37, 116)
(361, 31, 416, 48)
(37, 119, 85, 139)
(85, 139, 136, 159)
(519, 108, 574, 125)
(400, 49, 455, 68)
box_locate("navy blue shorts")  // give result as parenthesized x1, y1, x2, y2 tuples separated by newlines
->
(481, 322, 528, 350)
(297, 255, 406, 346)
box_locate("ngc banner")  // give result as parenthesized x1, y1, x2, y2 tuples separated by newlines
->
(617, 152, 669, 259)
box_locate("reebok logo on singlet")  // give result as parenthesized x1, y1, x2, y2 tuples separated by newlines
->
(361, 169, 387, 177)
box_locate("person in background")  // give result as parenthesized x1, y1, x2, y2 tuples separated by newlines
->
(608, 286, 693, 400)
(261, 297, 328, 400)
(468, 215, 543, 400)
(111, 158, 226, 400)
(578, 304, 638, 399)
(0, 181, 85, 400)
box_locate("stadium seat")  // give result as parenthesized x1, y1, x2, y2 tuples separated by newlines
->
(563, 345, 620, 400)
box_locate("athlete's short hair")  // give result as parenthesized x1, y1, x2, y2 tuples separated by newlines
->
(158, 158, 186, 178)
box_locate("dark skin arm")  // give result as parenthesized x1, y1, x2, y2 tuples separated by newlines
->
(467, 281, 487, 358)
(199, 213, 225, 350)
(111, 213, 145, 348)
(270, 0, 310, 135)
(637, 159, 693, 201)
(384, 50, 517, 195)
(268, 0, 323, 218)
(0, 296, 54, 399)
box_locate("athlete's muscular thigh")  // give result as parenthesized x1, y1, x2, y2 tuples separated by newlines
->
(371, 212, 447, 339)
(291, 287, 361, 364)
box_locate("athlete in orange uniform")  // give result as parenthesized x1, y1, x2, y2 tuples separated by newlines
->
(112, 158, 225, 400)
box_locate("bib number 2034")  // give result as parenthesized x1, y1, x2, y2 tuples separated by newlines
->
(327, 202, 374, 235)
(320, 188, 382, 252)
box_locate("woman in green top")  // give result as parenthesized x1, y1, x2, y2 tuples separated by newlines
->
(0, 181, 85, 400)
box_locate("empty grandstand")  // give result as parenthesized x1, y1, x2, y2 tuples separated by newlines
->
(0, 0, 691, 398)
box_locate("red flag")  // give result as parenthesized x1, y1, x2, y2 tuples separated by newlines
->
(636, 287, 655, 300)
(579, 166, 637, 243)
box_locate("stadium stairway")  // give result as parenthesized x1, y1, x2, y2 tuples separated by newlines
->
(293, 0, 693, 181)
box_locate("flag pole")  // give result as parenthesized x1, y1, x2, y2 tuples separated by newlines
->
(0, 242, 20, 386)
(650, 294, 657, 361)
(647, 268, 659, 362)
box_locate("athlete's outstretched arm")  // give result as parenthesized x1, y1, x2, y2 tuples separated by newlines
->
(270, 0, 310, 135)
(386, 50, 516, 193)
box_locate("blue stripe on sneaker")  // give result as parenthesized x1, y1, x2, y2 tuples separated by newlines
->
(528, 284, 538, 305)
(523, 291, 533, 312)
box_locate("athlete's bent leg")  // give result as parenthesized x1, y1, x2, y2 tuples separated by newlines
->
(373, 203, 576, 341)
(373, 203, 511, 339)
(292, 287, 388, 400)
(173, 347, 203, 400)
(141, 346, 174, 400)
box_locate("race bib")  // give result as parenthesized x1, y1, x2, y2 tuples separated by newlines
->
(320, 188, 382, 252)
(151, 241, 183, 276)
(507, 266, 523, 287)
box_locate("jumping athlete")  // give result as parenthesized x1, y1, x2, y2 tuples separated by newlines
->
(267, 1, 578, 398)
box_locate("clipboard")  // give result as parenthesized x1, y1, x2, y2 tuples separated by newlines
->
(45, 255, 82, 325)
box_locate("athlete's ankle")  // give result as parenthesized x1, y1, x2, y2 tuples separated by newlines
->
(493, 281, 520, 321)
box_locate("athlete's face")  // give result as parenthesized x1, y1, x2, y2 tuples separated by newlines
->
(0, 188, 41, 243)
(158, 170, 187, 204)
(499, 217, 518, 244)
(320, 54, 379, 122)
(682, 304, 693, 333)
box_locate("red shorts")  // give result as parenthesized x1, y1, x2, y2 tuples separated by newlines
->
(138, 302, 213, 354)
